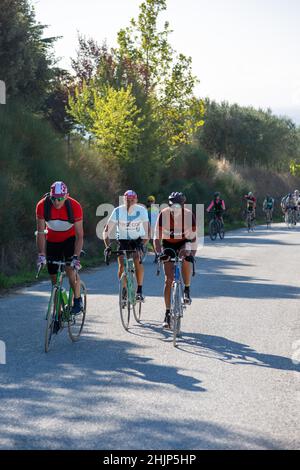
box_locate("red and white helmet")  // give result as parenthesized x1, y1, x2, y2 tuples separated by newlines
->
(50, 181, 68, 198)
(124, 189, 137, 200)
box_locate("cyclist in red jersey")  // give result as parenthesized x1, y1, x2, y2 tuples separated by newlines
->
(35, 181, 84, 314)
(154, 192, 198, 328)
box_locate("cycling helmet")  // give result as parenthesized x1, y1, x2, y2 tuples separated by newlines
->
(214, 192, 220, 199)
(248, 191, 253, 197)
(168, 192, 186, 206)
(50, 181, 68, 198)
(147, 195, 156, 203)
(124, 189, 137, 199)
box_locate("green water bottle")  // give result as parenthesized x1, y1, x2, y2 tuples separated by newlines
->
(61, 287, 68, 306)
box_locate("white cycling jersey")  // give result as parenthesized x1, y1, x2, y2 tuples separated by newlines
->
(108, 204, 148, 240)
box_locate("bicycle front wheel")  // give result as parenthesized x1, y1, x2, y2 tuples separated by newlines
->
(68, 281, 87, 342)
(171, 283, 183, 347)
(45, 286, 60, 353)
(209, 220, 217, 241)
(119, 273, 132, 331)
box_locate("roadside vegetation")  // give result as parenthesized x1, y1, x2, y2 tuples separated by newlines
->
(1, 0, 300, 289)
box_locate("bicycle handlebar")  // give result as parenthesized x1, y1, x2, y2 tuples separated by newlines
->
(104, 249, 143, 266)
(156, 249, 196, 277)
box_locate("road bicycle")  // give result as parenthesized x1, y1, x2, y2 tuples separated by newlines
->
(264, 208, 273, 228)
(208, 212, 225, 240)
(157, 248, 195, 347)
(105, 249, 144, 331)
(245, 209, 255, 232)
(285, 207, 297, 228)
(36, 259, 87, 353)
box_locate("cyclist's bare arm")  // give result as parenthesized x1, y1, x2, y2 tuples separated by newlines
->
(153, 217, 162, 254)
(103, 220, 116, 248)
(74, 220, 84, 257)
(36, 217, 46, 255)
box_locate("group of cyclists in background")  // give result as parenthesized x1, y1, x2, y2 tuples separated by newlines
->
(35, 181, 300, 347)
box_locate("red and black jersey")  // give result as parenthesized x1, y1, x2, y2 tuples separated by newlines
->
(36, 197, 83, 243)
(154, 207, 197, 244)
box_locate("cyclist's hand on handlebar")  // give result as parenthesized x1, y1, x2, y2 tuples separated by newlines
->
(71, 255, 81, 271)
(104, 245, 112, 257)
(158, 253, 169, 262)
(37, 254, 47, 268)
(185, 255, 194, 263)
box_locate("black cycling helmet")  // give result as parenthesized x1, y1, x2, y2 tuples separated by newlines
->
(168, 192, 186, 206)
(214, 192, 220, 199)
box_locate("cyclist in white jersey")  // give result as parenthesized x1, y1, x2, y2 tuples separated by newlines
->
(103, 190, 150, 301)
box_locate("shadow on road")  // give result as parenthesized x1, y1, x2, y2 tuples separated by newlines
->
(176, 332, 300, 373)
(0, 415, 282, 450)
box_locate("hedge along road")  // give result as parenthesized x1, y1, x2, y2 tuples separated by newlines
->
(0, 224, 299, 450)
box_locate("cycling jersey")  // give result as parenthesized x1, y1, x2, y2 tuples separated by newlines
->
(263, 198, 274, 210)
(36, 197, 83, 243)
(108, 204, 149, 240)
(244, 195, 256, 210)
(154, 207, 197, 244)
(207, 199, 226, 213)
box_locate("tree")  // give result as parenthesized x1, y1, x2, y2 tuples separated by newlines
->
(0, 0, 56, 109)
(68, 82, 143, 162)
(117, 0, 204, 147)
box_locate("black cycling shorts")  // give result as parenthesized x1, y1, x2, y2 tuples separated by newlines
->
(117, 238, 143, 255)
(162, 239, 187, 258)
(46, 236, 75, 275)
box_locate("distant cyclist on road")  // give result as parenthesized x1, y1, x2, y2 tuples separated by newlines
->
(36, 181, 84, 315)
(263, 195, 275, 221)
(154, 192, 198, 328)
(293, 190, 300, 219)
(207, 192, 226, 224)
(146, 195, 160, 263)
(244, 192, 257, 220)
(281, 193, 297, 224)
(103, 190, 150, 302)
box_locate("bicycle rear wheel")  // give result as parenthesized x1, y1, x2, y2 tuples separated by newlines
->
(68, 281, 87, 342)
(45, 287, 60, 353)
(219, 222, 225, 239)
(133, 299, 142, 323)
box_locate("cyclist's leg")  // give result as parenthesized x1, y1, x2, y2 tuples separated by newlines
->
(46, 240, 62, 285)
(64, 237, 81, 299)
(132, 239, 144, 288)
(134, 256, 144, 285)
(163, 260, 174, 310)
(117, 239, 128, 284)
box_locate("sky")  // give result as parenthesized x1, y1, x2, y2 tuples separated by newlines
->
(33, 0, 300, 123)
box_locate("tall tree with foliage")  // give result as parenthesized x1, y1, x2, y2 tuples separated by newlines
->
(0, 0, 56, 109)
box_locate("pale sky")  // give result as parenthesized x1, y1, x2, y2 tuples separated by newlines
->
(34, 0, 300, 123)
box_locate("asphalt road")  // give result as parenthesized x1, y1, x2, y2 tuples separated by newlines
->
(0, 224, 299, 450)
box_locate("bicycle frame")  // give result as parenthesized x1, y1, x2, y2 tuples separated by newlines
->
(46, 261, 73, 323)
(123, 255, 137, 306)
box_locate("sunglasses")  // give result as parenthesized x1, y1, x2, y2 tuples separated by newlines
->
(51, 196, 65, 202)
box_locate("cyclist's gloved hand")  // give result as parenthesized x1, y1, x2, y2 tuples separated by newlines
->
(185, 255, 194, 263)
(71, 255, 81, 271)
(37, 254, 47, 268)
(159, 253, 169, 262)
(104, 246, 112, 257)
